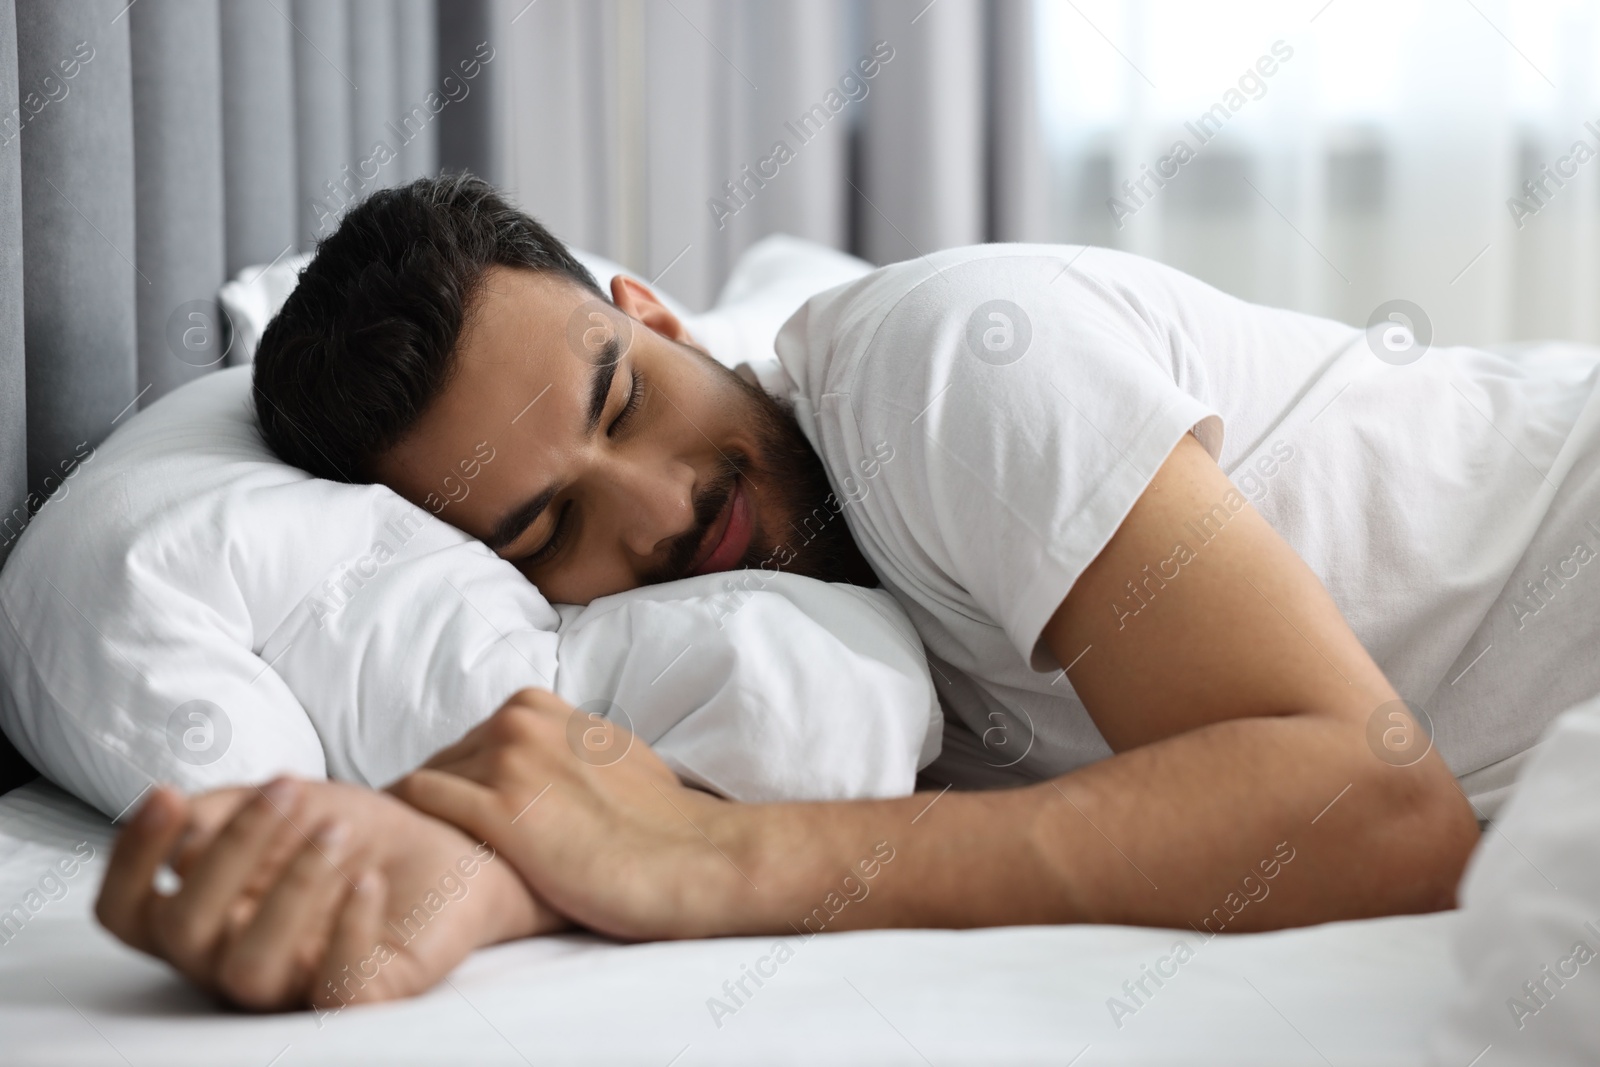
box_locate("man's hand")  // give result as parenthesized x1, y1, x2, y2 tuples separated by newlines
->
(393, 688, 746, 941)
(95, 776, 567, 1011)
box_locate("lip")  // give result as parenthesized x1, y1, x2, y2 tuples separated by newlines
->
(687, 476, 753, 577)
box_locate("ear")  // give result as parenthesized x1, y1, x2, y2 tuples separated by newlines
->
(610, 274, 694, 344)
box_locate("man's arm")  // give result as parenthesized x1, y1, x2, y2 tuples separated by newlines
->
(400, 434, 1479, 938)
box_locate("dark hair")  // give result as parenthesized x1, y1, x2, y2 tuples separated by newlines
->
(251, 173, 603, 482)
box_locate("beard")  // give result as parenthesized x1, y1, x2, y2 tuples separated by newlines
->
(639, 343, 876, 589)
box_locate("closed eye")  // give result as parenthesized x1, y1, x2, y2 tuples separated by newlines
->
(522, 499, 573, 567)
(609, 371, 643, 436)
(522, 372, 642, 567)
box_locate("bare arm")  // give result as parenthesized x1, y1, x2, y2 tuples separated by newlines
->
(400, 434, 1479, 938)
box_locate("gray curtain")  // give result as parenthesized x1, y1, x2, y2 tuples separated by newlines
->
(220, 1, 295, 275)
(502, 0, 1049, 312)
(988, 0, 1047, 243)
(0, 0, 478, 561)
(18, 0, 138, 531)
(0, 0, 495, 788)
(503, 0, 624, 268)
(436, 0, 504, 186)
(133, 0, 227, 395)
(0, 0, 23, 574)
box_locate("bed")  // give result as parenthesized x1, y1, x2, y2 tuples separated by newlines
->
(0, 777, 1464, 1066)
(14, 679, 1600, 1066)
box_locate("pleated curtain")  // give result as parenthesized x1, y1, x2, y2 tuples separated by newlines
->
(0, 0, 512, 574)
(504, 0, 1048, 313)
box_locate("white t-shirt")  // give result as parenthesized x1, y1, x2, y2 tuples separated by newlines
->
(771, 244, 1600, 819)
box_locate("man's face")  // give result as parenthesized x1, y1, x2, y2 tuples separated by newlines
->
(374, 266, 865, 604)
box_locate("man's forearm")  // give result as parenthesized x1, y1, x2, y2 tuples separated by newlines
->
(393, 689, 1479, 944)
(706, 711, 1478, 936)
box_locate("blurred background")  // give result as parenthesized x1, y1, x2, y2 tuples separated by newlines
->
(504, 0, 1600, 351)
(4, 0, 1600, 541)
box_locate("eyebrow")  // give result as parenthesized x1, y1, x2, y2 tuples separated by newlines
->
(485, 337, 620, 553)
(583, 337, 621, 436)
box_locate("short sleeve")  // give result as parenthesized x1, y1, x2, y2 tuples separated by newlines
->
(831, 252, 1224, 671)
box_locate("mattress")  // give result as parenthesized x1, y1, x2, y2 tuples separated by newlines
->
(0, 779, 1464, 1066)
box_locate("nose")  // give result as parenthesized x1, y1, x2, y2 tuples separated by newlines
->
(608, 452, 698, 560)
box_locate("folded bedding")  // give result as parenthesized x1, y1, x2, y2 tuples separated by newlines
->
(0, 239, 941, 818)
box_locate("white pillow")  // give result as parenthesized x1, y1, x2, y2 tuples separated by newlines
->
(0, 237, 935, 819)
(688, 235, 878, 371)
(1428, 693, 1600, 1064)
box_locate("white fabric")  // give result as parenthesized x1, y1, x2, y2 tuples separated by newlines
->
(692, 234, 878, 375)
(216, 254, 312, 366)
(775, 244, 1600, 813)
(1429, 692, 1600, 1066)
(0, 777, 1465, 1066)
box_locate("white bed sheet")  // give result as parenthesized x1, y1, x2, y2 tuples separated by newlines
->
(0, 780, 1463, 1066)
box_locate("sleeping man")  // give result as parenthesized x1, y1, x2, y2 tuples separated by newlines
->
(96, 173, 1600, 1010)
